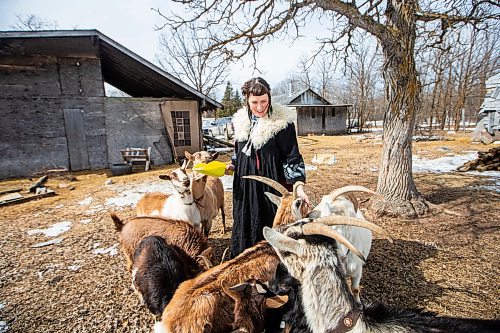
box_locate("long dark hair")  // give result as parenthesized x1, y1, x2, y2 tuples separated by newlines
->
(241, 77, 273, 118)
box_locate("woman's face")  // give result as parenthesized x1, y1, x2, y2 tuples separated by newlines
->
(248, 93, 269, 118)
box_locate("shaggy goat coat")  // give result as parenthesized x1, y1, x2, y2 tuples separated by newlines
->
(231, 103, 306, 257)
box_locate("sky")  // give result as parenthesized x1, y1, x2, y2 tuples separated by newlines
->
(0, 0, 321, 98)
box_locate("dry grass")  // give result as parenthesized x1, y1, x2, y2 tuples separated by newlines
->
(0, 132, 498, 332)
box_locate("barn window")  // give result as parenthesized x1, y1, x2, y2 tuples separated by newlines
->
(331, 108, 336, 117)
(311, 108, 316, 119)
(171, 111, 191, 146)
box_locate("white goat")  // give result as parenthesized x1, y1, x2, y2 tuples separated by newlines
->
(136, 160, 202, 232)
(308, 186, 379, 304)
(185, 151, 226, 235)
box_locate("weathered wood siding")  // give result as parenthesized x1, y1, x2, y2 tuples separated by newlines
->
(296, 106, 347, 136)
(0, 50, 108, 178)
(105, 98, 173, 165)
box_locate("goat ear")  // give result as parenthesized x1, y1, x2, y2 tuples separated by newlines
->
(185, 151, 193, 160)
(265, 192, 282, 207)
(265, 295, 289, 309)
(210, 152, 219, 161)
(159, 174, 171, 180)
(229, 282, 250, 293)
(221, 280, 239, 301)
(263, 227, 302, 255)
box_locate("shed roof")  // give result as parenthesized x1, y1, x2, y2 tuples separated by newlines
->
(273, 88, 351, 107)
(0, 29, 222, 109)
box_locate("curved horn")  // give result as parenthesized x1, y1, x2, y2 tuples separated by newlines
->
(302, 223, 366, 262)
(196, 254, 213, 270)
(263, 227, 302, 254)
(313, 215, 393, 242)
(292, 181, 305, 199)
(243, 175, 289, 197)
(328, 186, 379, 203)
(220, 247, 230, 264)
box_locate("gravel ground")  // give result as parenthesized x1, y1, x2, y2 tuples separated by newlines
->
(0, 133, 498, 332)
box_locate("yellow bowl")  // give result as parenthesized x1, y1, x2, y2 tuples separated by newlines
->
(192, 161, 228, 177)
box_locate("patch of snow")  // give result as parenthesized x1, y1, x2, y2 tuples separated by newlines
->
(220, 175, 233, 192)
(0, 321, 8, 333)
(67, 265, 81, 271)
(78, 197, 93, 206)
(0, 303, 5, 310)
(80, 219, 92, 224)
(27, 221, 72, 237)
(105, 179, 173, 208)
(54, 204, 64, 209)
(412, 153, 477, 173)
(305, 164, 318, 171)
(93, 243, 119, 256)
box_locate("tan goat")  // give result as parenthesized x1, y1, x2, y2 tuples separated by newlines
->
(110, 213, 213, 271)
(185, 151, 227, 235)
(136, 160, 202, 232)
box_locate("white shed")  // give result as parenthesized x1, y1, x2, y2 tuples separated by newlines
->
(479, 73, 500, 135)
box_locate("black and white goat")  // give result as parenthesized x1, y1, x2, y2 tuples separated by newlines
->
(263, 219, 500, 333)
(131, 235, 201, 320)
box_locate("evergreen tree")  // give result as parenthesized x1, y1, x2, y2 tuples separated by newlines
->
(220, 81, 234, 117)
(231, 90, 243, 115)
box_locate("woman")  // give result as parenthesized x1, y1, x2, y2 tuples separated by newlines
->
(227, 77, 309, 257)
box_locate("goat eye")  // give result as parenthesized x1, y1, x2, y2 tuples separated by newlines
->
(295, 201, 301, 208)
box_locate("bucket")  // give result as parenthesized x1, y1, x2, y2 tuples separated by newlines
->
(110, 163, 132, 176)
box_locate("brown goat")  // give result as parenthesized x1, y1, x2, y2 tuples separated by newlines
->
(154, 241, 280, 333)
(185, 151, 227, 235)
(221, 279, 287, 333)
(110, 214, 213, 271)
(243, 175, 308, 226)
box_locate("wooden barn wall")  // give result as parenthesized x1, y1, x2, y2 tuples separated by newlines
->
(0, 53, 107, 179)
(297, 106, 347, 136)
(105, 98, 173, 166)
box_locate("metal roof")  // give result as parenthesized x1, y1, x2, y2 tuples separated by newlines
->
(0, 29, 222, 109)
(273, 88, 341, 106)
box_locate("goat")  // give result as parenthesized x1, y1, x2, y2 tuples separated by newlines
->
(246, 175, 379, 303)
(268, 262, 310, 333)
(242, 175, 308, 226)
(131, 235, 202, 320)
(185, 150, 227, 235)
(263, 219, 499, 333)
(110, 213, 212, 272)
(153, 214, 373, 333)
(308, 186, 379, 304)
(154, 241, 281, 333)
(221, 279, 287, 333)
(136, 160, 202, 232)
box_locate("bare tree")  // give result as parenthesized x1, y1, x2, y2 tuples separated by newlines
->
(157, 0, 499, 217)
(10, 14, 59, 31)
(345, 32, 382, 132)
(155, 23, 232, 97)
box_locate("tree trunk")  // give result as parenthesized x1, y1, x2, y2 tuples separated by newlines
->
(371, 0, 428, 217)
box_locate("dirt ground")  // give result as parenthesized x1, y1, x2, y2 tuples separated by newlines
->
(0, 132, 498, 332)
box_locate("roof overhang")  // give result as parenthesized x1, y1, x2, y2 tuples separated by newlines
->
(0, 29, 222, 110)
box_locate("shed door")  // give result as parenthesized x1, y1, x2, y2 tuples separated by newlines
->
(63, 108, 90, 171)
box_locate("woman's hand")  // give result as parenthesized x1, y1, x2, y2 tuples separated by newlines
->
(295, 184, 310, 206)
(225, 164, 235, 175)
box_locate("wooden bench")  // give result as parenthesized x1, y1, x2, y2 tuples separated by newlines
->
(120, 147, 151, 171)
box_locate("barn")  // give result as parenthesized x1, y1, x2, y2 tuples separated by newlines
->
(479, 73, 500, 136)
(0, 29, 222, 179)
(274, 88, 351, 136)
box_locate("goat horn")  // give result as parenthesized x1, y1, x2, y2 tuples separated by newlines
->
(292, 181, 305, 199)
(313, 215, 393, 242)
(196, 254, 213, 270)
(263, 227, 302, 254)
(243, 175, 289, 197)
(181, 158, 189, 170)
(328, 186, 379, 203)
(302, 223, 366, 262)
(220, 247, 230, 264)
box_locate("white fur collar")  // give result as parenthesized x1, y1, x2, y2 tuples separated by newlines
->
(232, 103, 295, 149)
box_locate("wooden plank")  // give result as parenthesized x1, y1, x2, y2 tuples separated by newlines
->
(63, 108, 90, 171)
(0, 192, 23, 202)
(0, 190, 56, 207)
(0, 188, 23, 196)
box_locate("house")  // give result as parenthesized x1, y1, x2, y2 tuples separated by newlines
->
(273, 88, 351, 136)
(479, 73, 500, 136)
(0, 29, 222, 179)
